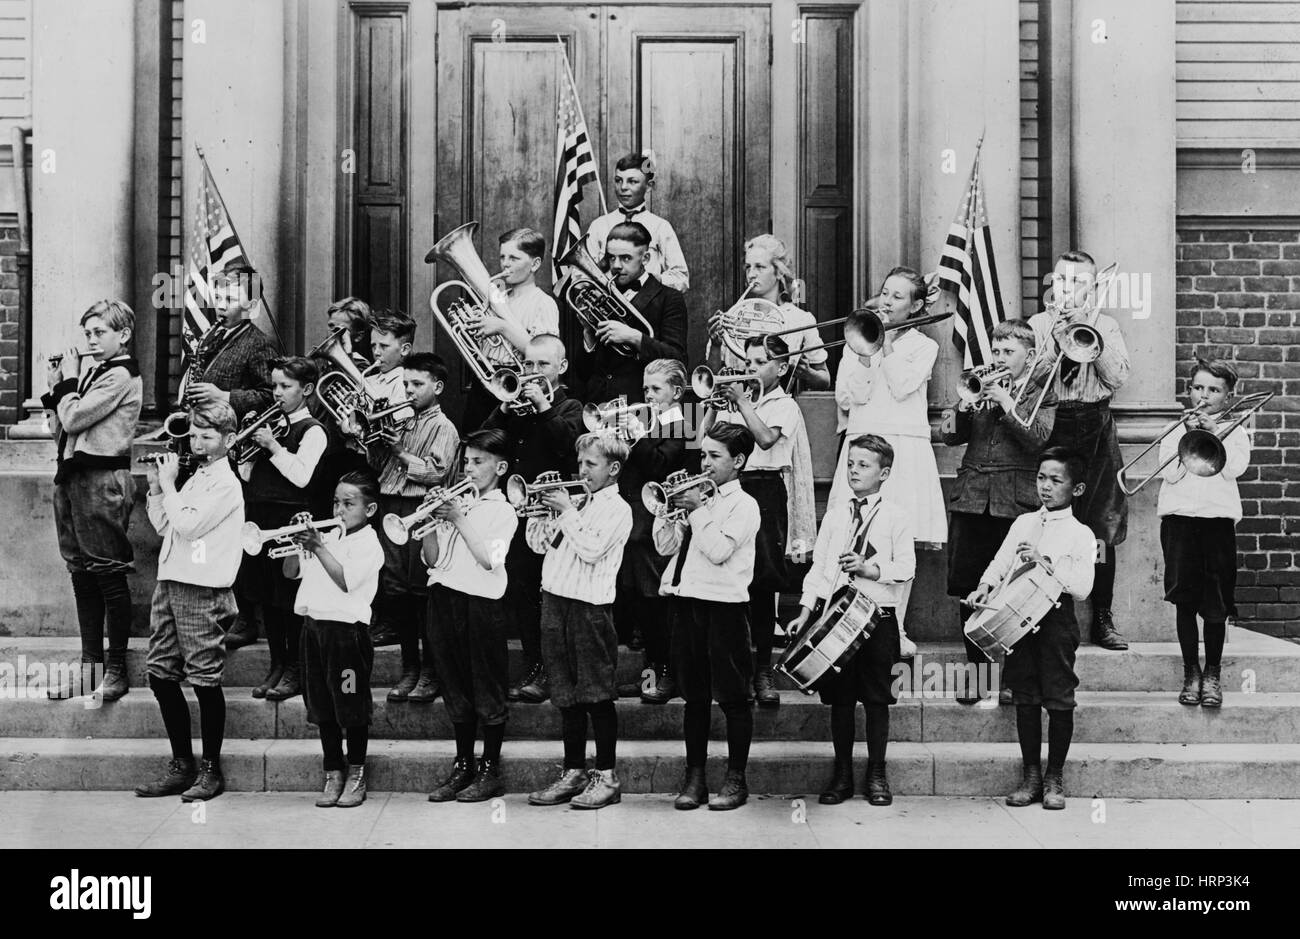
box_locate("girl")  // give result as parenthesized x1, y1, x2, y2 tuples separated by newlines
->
(829, 267, 947, 656)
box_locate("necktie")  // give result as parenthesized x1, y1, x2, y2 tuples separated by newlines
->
(619, 205, 644, 220)
(669, 505, 697, 587)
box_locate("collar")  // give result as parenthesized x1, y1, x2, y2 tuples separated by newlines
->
(285, 405, 311, 424)
(622, 272, 649, 294)
(588, 483, 621, 502)
(851, 491, 883, 511)
(478, 489, 507, 502)
(1040, 505, 1075, 521)
(414, 402, 442, 421)
(755, 384, 791, 406)
(716, 478, 742, 496)
(617, 203, 647, 218)
(658, 404, 684, 424)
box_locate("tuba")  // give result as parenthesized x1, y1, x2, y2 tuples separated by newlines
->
(425, 221, 538, 406)
(556, 239, 656, 357)
(310, 326, 415, 446)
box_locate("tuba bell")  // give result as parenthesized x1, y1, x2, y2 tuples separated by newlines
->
(556, 239, 656, 357)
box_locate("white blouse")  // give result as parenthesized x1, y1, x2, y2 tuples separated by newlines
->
(834, 328, 938, 439)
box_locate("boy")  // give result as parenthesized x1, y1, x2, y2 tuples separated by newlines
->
(43, 299, 143, 702)
(367, 351, 460, 702)
(480, 333, 585, 703)
(182, 259, 276, 419)
(326, 295, 373, 367)
(362, 310, 417, 421)
(583, 151, 690, 291)
(526, 433, 634, 809)
(1029, 251, 1131, 650)
(943, 319, 1056, 705)
(1158, 360, 1252, 709)
(965, 447, 1096, 810)
(285, 470, 385, 809)
(424, 430, 519, 803)
(462, 228, 561, 431)
(654, 422, 761, 811)
(701, 334, 816, 708)
(786, 435, 915, 805)
(135, 402, 244, 802)
(236, 356, 327, 702)
(576, 221, 687, 407)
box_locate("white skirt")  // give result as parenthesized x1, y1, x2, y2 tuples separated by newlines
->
(827, 432, 948, 545)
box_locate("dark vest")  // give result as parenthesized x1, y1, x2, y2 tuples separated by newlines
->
(244, 414, 324, 506)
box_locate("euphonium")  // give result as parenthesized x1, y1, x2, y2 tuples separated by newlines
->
(240, 514, 344, 559)
(641, 470, 719, 523)
(957, 364, 1013, 406)
(556, 240, 656, 357)
(382, 478, 479, 545)
(582, 395, 655, 442)
(310, 326, 415, 445)
(505, 471, 591, 518)
(228, 405, 292, 465)
(690, 365, 761, 411)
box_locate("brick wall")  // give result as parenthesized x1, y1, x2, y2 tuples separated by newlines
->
(1176, 224, 1300, 639)
(0, 223, 20, 424)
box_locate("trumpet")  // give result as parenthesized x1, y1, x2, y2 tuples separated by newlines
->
(382, 478, 480, 545)
(556, 240, 656, 357)
(957, 364, 1013, 406)
(309, 326, 415, 445)
(505, 471, 591, 518)
(241, 515, 344, 559)
(642, 470, 718, 523)
(691, 365, 761, 411)
(582, 395, 655, 442)
(139, 411, 201, 473)
(1116, 392, 1274, 496)
(228, 405, 292, 465)
(714, 283, 786, 359)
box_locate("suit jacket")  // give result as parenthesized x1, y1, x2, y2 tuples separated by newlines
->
(577, 274, 687, 404)
(479, 385, 586, 484)
(190, 320, 277, 419)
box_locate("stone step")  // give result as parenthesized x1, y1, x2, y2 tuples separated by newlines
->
(4, 688, 1298, 745)
(5, 632, 1298, 692)
(3, 737, 1299, 799)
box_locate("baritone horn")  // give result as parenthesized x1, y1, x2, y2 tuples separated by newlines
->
(382, 478, 479, 545)
(641, 470, 718, 523)
(505, 471, 592, 518)
(240, 514, 344, 559)
(1116, 392, 1274, 496)
(310, 326, 416, 445)
(556, 239, 655, 357)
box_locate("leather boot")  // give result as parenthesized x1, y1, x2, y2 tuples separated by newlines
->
(181, 758, 225, 802)
(818, 758, 854, 805)
(98, 655, 129, 703)
(316, 770, 346, 808)
(528, 767, 588, 806)
(252, 665, 283, 699)
(224, 613, 260, 651)
(369, 620, 400, 647)
(428, 757, 478, 802)
(1178, 663, 1203, 706)
(1200, 664, 1223, 708)
(753, 664, 780, 708)
(134, 757, 197, 798)
(514, 665, 550, 704)
(1005, 763, 1044, 807)
(457, 757, 505, 802)
(709, 769, 749, 811)
(674, 766, 709, 810)
(640, 662, 678, 704)
(570, 768, 622, 810)
(1042, 768, 1066, 810)
(1090, 609, 1129, 651)
(507, 662, 540, 702)
(865, 760, 892, 806)
(265, 663, 302, 701)
(386, 667, 420, 702)
(405, 668, 440, 702)
(336, 764, 367, 808)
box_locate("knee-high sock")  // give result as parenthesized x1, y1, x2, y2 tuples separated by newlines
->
(70, 571, 106, 663)
(1093, 544, 1117, 611)
(148, 675, 193, 761)
(1046, 709, 1073, 774)
(684, 701, 710, 768)
(1203, 620, 1226, 670)
(750, 592, 778, 667)
(1175, 604, 1200, 669)
(319, 720, 345, 771)
(482, 722, 505, 763)
(864, 703, 890, 764)
(264, 606, 286, 669)
(345, 725, 368, 766)
(720, 700, 753, 773)
(831, 704, 856, 762)
(453, 720, 478, 761)
(587, 701, 617, 770)
(1016, 703, 1043, 767)
(561, 706, 587, 770)
(96, 572, 133, 659)
(282, 613, 302, 668)
(193, 685, 225, 762)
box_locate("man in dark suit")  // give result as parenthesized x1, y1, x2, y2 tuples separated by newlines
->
(575, 221, 687, 405)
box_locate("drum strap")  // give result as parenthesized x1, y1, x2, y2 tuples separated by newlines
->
(837, 500, 882, 593)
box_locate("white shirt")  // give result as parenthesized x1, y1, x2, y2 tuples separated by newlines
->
(717, 385, 802, 472)
(835, 328, 938, 439)
(653, 478, 760, 603)
(148, 458, 246, 588)
(237, 405, 327, 487)
(585, 206, 690, 291)
(424, 490, 519, 600)
(1027, 310, 1130, 404)
(1157, 420, 1251, 521)
(979, 506, 1096, 601)
(291, 524, 384, 624)
(485, 284, 561, 366)
(527, 484, 633, 605)
(799, 492, 915, 611)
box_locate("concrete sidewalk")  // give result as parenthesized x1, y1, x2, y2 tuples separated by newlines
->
(4, 792, 1298, 849)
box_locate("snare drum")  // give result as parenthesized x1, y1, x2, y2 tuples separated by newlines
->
(777, 586, 880, 694)
(963, 562, 1065, 661)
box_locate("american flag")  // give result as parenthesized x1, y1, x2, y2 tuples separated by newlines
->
(937, 142, 1007, 368)
(551, 71, 598, 282)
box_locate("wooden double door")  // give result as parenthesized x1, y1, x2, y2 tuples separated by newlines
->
(423, 3, 771, 412)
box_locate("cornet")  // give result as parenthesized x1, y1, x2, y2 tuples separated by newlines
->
(556, 240, 656, 357)
(382, 478, 479, 545)
(642, 471, 718, 523)
(582, 395, 655, 442)
(503, 371, 557, 416)
(691, 366, 761, 411)
(139, 411, 201, 473)
(241, 515, 344, 559)
(505, 471, 591, 518)
(957, 364, 1013, 407)
(228, 405, 292, 465)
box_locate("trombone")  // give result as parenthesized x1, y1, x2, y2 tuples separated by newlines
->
(228, 404, 292, 465)
(382, 478, 479, 545)
(241, 514, 344, 559)
(505, 471, 592, 518)
(762, 302, 952, 363)
(690, 366, 761, 411)
(1116, 392, 1274, 496)
(582, 395, 656, 442)
(642, 470, 718, 523)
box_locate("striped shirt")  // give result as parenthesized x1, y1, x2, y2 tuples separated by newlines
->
(368, 404, 460, 497)
(1027, 310, 1130, 405)
(653, 478, 760, 603)
(526, 484, 632, 605)
(425, 490, 519, 599)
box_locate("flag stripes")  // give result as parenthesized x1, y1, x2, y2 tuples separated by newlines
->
(937, 145, 1006, 369)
